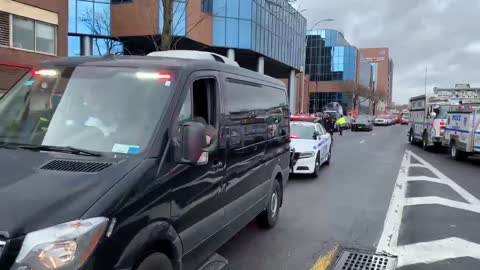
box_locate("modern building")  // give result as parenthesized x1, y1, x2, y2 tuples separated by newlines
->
(359, 48, 393, 106)
(67, 0, 307, 111)
(0, 0, 68, 92)
(302, 29, 373, 114)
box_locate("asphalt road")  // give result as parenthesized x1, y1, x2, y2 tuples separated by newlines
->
(218, 124, 409, 269)
(217, 124, 480, 270)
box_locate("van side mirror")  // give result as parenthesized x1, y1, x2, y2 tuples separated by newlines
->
(175, 122, 208, 165)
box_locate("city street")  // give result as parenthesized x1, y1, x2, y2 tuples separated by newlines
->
(218, 124, 480, 270)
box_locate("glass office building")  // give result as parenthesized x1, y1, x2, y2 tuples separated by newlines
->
(68, 0, 122, 56)
(306, 29, 372, 113)
(211, 0, 306, 70)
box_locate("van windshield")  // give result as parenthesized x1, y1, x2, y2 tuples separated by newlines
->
(0, 66, 174, 154)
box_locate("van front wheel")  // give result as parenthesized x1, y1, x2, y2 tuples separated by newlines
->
(136, 253, 173, 270)
(257, 180, 281, 229)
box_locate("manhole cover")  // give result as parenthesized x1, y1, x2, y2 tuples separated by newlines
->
(332, 250, 397, 270)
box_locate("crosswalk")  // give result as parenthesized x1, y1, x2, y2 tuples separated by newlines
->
(377, 150, 480, 268)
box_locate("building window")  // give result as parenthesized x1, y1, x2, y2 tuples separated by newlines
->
(111, 0, 133, 3)
(201, 0, 212, 13)
(12, 15, 56, 55)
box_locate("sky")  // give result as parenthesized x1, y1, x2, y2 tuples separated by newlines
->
(295, 0, 480, 105)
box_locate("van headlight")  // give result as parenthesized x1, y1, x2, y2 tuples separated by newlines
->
(12, 217, 108, 270)
(299, 151, 315, 159)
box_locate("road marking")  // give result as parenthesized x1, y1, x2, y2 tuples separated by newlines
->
(393, 238, 480, 267)
(360, 140, 365, 144)
(377, 149, 480, 267)
(405, 196, 480, 213)
(408, 151, 480, 205)
(372, 133, 376, 136)
(311, 245, 338, 270)
(376, 151, 409, 253)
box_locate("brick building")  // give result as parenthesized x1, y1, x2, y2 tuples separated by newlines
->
(0, 0, 68, 92)
(358, 48, 394, 106)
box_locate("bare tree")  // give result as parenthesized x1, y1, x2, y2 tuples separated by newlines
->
(79, 8, 123, 55)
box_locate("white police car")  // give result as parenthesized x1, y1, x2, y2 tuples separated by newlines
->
(290, 117, 332, 176)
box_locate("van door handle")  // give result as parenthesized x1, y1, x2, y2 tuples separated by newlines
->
(212, 161, 223, 170)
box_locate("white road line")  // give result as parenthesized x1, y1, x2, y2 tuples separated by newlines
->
(405, 196, 480, 213)
(360, 140, 365, 144)
(376, 151, 410, 253)
(378, 149, 480, 266)
(409, 151, 480, 205)
(406, 176, 442, 184)
(372, 133, 376, 136)
(394, 237, 480, 267)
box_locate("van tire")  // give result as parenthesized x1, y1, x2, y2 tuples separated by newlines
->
(450, 142, 467, 161)
(409, 129, 416, 144)
(257, 180, 281, 229)
(422, 132, 430, 151)
(136, 253, 173, 270)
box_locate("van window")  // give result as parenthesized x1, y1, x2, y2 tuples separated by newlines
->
(0, 67, 175, 154)
(224, 78, 287, 114)
(178, 89, 192, 123)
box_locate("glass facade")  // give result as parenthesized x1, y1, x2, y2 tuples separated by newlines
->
(212, 0, 306, 70)
(306, 29, 356, 82)
(306, 29, 373, 113)
(68, 0, 123, 56)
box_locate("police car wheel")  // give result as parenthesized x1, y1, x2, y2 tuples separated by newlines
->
(312, 153, 320, 177)
(325, 148, 331, 166)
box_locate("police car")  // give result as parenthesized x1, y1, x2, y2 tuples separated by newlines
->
(290, 114, 332, 176)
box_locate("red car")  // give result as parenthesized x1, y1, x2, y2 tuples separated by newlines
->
(392, 113, 401, 124)
(400, 113, 410, 125)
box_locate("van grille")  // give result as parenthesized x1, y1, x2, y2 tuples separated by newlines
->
(41, 160, 112, 173)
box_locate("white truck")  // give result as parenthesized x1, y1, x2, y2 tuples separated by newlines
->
(408, 95, 452, 150)
(443, 104, 480, 160)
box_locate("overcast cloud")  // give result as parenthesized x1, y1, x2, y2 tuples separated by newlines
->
(296, 0, 480, 104)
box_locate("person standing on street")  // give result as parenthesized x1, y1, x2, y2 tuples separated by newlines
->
(322, 115, 335, 140)
(336, 114, 347, 136)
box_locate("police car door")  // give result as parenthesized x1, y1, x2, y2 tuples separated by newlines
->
(315, 123, 328, 162)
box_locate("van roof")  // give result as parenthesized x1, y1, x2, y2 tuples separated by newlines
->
(40, 55, 286, 88)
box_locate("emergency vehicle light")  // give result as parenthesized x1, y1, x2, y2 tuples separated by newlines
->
(32, 69, 58, 77)
(135, 71, 173, 81)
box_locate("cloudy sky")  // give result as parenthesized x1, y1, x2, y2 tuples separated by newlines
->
(296, 0, 480, 104)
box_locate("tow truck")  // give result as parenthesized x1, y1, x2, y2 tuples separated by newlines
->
(289, 114, 332, 177)
(443, 104, 480, 160)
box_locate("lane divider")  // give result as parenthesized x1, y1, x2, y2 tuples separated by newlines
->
(311, 244, 339, 270)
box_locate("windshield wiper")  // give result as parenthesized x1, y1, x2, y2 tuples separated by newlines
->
(18, 145, 102, 157)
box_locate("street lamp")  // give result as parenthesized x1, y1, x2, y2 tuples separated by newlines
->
(301, 18, 334, 113)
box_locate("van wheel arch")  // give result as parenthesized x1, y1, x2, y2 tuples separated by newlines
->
(116, 221, 182, 270)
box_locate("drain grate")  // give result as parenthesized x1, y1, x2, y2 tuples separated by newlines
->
(333, 250, 397, 270)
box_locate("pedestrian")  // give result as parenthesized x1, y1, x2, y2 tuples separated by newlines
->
(336, 114, 347, 136)
(322, 115, 335, 140)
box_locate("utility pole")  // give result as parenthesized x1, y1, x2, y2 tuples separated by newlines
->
(424, 66, 428, 96)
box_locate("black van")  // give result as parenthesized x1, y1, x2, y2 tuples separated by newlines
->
(0, 53, 290, 270)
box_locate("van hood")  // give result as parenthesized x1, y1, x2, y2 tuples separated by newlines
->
(0, 149, 140, 239)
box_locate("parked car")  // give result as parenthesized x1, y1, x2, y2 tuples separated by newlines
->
(352, 115, 373, 131)
(401, 113, 410, 125)
(290, 119, 332, 176)
(374, 115, 391, 126)
(0, 52, 291, 270)
(392, 113, 401, 124)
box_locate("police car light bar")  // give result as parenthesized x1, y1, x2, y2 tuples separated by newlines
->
(290, 113, 316, 122)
